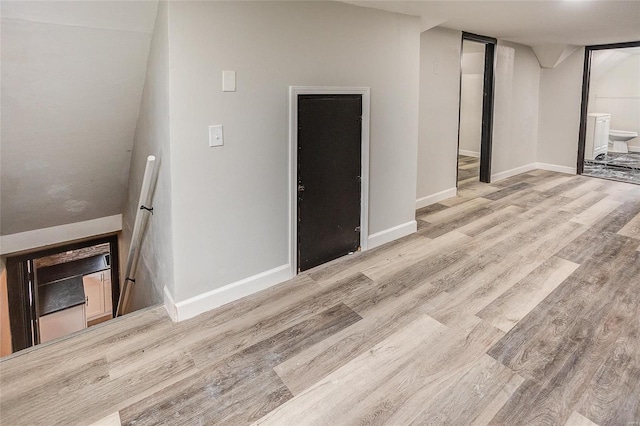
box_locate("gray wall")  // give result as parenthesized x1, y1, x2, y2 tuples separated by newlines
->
(417, 27, 462, 201)
(0, 2, 155, 236)
(590, 54, 640, 151)
(166, 1, 421, 302)
(537, 48, 585, 169)
(491, 40, 541, 175)
(122, 1, 174, 311)
(459, 49, 485, 156)
(417, 30, 543, 203)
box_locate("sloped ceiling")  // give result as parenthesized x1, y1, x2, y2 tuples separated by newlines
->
(531, 44, 581, 69)
(0, 1, 158, 235)
(590, 48, 637, 82)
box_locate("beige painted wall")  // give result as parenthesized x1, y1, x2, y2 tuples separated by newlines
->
(0, 257, 11, 356)
(417, 26, 462, 200)
(537, 48, 585, 168)
(590, 54, 640, 151)
(459, 48, 485, 156)
(167, 1, 421, 302)
(417, 29, 542, 202)
(122, 1, 172, 312)
(491, 40, 541, 175)
(0, 3, 155, 236)
(459, 74, 483, 156)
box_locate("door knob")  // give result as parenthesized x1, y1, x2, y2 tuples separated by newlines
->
(298, 184, 305, 192)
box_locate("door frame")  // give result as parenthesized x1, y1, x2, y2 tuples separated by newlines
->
(5, 234, 120, 352)
(457, 32, 497, 184)
(576, 40, 640, 175)
(288, 86, 371, 278)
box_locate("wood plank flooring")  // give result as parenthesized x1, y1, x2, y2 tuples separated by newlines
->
(458, 154, 480, 184)
(2, 170, 640, 425)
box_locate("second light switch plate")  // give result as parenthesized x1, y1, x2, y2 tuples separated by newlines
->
(222, 71, 236, 92)
(209, 125, 223, 147)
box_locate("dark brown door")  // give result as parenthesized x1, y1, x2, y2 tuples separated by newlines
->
(297, 94, 362, 272)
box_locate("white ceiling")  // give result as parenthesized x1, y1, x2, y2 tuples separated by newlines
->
(590, 47, 638, 81)
(0, 1, 158, 235)
(617, 46, 640, 56)
(345, 1, 640, 47)
(0, 1, 158, 33)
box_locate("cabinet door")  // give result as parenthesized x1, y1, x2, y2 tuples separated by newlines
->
(585, 116, 597, 160)
(83, 272, 104, 320)
(601, 118, 611, 147)
(103, 271, 113, 314)
(39, 305, 86, 343)
(595, 118, 610, 150)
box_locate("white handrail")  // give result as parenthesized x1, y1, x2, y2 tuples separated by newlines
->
(116, 155, 157, 316)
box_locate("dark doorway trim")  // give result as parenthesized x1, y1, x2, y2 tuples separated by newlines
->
(577, 40, 640, 175)
(5, 234, 120, 353)
(458, 32, 497, 184)
(5, 258, 33, 351)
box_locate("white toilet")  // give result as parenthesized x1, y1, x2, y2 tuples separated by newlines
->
(609, 129, 638, 154)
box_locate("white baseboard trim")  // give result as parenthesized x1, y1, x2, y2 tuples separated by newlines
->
(458, 149, 480, 158)
(367, 220, 417, 250)
(491, 163, 538, 182)
(0, 214, 122, 255)
(535, 162, 576, 175)
(416, 187, 457, 210)
(163, 286, 178, 322)
(168, 264, 291, 322)
(491, 162, 576, 183)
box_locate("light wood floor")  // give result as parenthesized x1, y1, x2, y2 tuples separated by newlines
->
(2, 170, 640, 426)
(458, 154, 480, 184)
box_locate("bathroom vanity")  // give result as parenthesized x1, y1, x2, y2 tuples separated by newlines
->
(585, 113, 611, 160)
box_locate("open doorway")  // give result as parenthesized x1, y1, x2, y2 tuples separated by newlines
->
(578, 41, 640, 184)
(457, 32, 496, 187)
(457, 39, 485, 186)
(5, 235, 120, 353)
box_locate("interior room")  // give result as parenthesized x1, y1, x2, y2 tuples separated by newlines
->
(4, 237, 119, 349)
(583, 46, 640, 183)
(37, 243, 113, 341)
(1, 1, 640, 425)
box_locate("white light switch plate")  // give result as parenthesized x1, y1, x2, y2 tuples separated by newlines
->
(222, 71, 236, 92)
(209, 125, 223, 147)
